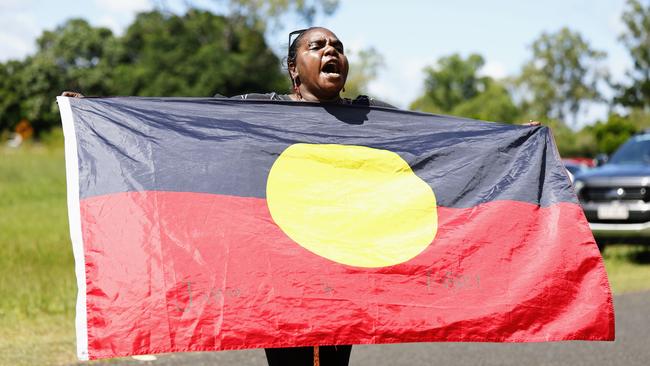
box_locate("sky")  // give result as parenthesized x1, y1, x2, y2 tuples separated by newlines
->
(0, 0, 634, 125)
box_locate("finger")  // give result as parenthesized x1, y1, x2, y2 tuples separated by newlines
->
(61, 91, 84, 98)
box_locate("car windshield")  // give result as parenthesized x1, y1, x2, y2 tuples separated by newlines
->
(565, 164, 584, 175)
(609, 135, 650, 165)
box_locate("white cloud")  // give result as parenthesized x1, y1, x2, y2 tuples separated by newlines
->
(366, 78, 395, 103)
(479, 60, 507, 79)
(576, 101, 609, 129)
(0, 33, 35, 61)
(609, 52, 633, 84)
(402, 58, 429, 84)
(366, 56, 430, 109)
(93, 0, 154, 35)
(94, 0, 151, 13)
(342, 36, 367, 58)
(0, 1, 155, 61)
(0, 11, 40, 61)
(607, 3, 626, 37)
(0, 0, 36, 11)
(96, 15, 124, 34)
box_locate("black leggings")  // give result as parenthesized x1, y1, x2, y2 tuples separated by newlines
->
(265, 345, 352, 366)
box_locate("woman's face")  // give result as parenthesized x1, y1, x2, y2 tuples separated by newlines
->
(292, 28, 349, 101)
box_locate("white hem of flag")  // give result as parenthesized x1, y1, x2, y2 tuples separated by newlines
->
(57, 96, 89, 361)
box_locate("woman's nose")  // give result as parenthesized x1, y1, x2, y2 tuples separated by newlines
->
(323, 44, 338, 56)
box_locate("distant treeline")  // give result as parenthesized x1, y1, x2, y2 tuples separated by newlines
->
(0, 10, 289, 137)
(1, 1, 650, 158)
(409, 0, 650, 157)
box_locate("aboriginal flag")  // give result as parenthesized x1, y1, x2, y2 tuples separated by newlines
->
(58, 97, 614, 360)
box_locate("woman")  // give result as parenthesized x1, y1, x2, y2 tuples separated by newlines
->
(256, 26, 378, 366)
(231, 28, 536, 366)
(226, 26, 394, 110)
(62, 26, 537, 366)
(62, 26, 378, 366)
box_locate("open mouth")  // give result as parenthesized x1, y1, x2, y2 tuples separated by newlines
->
(321, 60, 341, 76)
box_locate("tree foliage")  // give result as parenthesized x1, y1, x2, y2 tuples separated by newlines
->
(551, 111, 650, 157)
(403, 20, 648, 156)
(2, 1, 649, 159)
(0, 61, 26, 133)
(0, 10, 287, 135)
(517, 27, 607, 126)
(617, 0, 650, 109)
(113, 10, 287, 97)
(419, 54, 487, 113)
(544, 119, 598, 157)
(449, 81, 520, 123)
(0, 19, 118, 135)
(590, 114, 639, 154)
(410, 53, 519, 123)
(341, 47, 384, 99)
(195, 0, 339, 30)
(0, 0, 348, 135)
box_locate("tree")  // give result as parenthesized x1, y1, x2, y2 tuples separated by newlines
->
(415, 54, 487, 113)
(449, 81, 520, 123)
(0, 9, 290, 135)
(517, 27, 608, 126)
(177, 0, 339, 30)
(341, 47, 384, 99)
(616, 0, 650, 109)
(409, 53, 520, 123)
(113, 10, 287, 97)
(0, 61, 26, 132)
(12, 19, 118, 135)
(626, 108, 650, 129)
(34, 19, 119, 95)
(590, 114, 639, 154)
(544, 119, 599, 158)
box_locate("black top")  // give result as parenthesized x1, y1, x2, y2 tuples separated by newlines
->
(216, 92, 396, 109)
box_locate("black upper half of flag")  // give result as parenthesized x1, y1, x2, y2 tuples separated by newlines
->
(66, 97, 576, 208)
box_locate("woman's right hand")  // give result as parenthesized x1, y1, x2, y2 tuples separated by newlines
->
(61, 91, 84, 98)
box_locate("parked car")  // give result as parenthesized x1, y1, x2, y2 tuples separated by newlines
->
(563, 159, 590, 183)
(573, 130, 650, 249)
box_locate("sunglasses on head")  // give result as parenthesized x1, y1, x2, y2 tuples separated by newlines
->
(288, 29, 308, 49)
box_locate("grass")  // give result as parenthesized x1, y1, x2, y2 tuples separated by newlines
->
(0, 129, 649, 365)
(0, 133, 78, 366)
(602, 244, 650, 294)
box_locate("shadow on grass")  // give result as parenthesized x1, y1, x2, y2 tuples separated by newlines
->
(629, 247, 650, 264)
(605, 242, 650, 264)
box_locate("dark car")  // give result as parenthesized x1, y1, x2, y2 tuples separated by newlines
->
(573, 131, 650, 247)
(563, 160, 589, 182)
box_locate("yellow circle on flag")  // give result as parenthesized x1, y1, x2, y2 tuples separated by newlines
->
(266, 143, 437, 268)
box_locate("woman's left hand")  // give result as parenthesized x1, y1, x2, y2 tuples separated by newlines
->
(524, 120, 541, 126)
(61, 91, 84, 98)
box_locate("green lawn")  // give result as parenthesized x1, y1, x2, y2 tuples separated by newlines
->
(0, 137, 78, 366)
(1, 132, 649, 365)
(603, 244, 650, 294)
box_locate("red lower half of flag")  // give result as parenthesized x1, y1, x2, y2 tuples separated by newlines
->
(79, 191, 614, 359)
